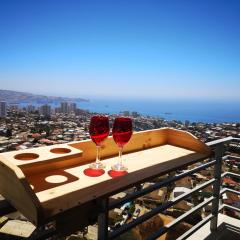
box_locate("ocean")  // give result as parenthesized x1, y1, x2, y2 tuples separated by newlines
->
(75, 99, 240, 123)
(21, 98, 240, 123)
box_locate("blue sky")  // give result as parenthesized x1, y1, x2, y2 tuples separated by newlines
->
(0, 0, 240, 100)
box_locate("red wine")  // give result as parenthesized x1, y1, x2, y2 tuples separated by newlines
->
(112, 117, 133, 147)
(89, 116, 109, 146)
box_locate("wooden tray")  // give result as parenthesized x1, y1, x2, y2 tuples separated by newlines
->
(0, 128, 211, 226)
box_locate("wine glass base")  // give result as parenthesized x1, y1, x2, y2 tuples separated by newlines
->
(111, 163, 128, 172)
(84, 168, 105, 177)
(108, 170, 128, 178)
(89, 162, 105, 170)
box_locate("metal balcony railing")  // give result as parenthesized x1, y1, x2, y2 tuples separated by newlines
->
(0, 137, 239, 239)
(97, 137, 240, 240)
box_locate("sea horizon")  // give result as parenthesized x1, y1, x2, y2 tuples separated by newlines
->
(19, 98, 240, 124)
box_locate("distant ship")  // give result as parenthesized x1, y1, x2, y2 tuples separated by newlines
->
(164, 112, 172, 115)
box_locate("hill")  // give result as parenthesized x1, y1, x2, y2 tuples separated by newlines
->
(0, 89, 89, 104)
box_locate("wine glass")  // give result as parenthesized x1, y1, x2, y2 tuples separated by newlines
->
(112, 117, 133, 171)
(89, 115, 110, 169)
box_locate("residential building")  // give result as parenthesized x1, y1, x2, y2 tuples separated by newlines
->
(0, 101, 6, 118)
(61, 102, 69, 114)
(39, 104, 51, 116)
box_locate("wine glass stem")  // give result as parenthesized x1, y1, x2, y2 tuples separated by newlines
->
(96, 145, 101, 165)
(118, 146, 123, 167)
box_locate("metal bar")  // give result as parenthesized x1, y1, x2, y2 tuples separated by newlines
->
(221, 188, 240, 196)
(109, 160, 216, 210)
(98, 198, 109, 240)
(108, 179, 215, 239)
(176, 214, 214, 240)
(146, 197, 214, 240)
(221, 172, 229, 178)
(228, 155, 240, 160)
(206, 137, 233, 147)
(222, 172, 240, 179)
(232, 138, 240, 142)
(210, 145, 224, 232)
(222, 155, 229, 161)
(222, 204, 240, 212)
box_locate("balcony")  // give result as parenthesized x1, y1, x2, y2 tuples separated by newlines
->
(0, 128, 239, 239)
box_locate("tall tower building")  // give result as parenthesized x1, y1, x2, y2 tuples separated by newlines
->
(39, 104, 51, 116)
(69, 102, 77, 113)
(61, 102, 69, 114)
(27, 105, 35, 113)
(0, 101, 7, 118)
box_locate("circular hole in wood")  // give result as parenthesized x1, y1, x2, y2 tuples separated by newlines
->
(14, 153, 39, 161)
(45, 175, 68, 184)
(50, 148, 71, 154)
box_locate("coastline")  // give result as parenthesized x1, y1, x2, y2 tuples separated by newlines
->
(17, 99, 240, 124)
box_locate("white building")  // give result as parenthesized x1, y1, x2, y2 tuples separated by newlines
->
(0, 101, 7, 118)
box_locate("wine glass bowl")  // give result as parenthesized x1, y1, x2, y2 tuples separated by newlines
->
(112, 117, 133, 147)
(89, 116, 109, 146)
(89, 115, 110, 170)
(112, 117, 133, 171)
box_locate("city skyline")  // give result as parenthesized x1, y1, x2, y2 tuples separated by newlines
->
(1, 0, 240, 100)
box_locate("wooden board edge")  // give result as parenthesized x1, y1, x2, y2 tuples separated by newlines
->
(68, 128, 169, 161)
(0, 156, 44, 225)
(165, 128, 212, 155)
